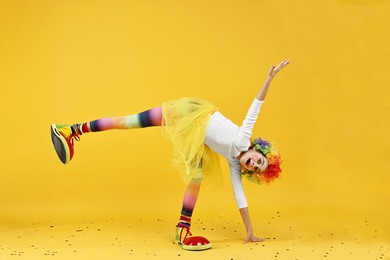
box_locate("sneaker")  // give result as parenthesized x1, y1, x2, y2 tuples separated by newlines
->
(175, 226, 212, 251)
(50, 124, 80, 164)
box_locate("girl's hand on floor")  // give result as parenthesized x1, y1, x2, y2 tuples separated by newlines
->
(243, 233, 265, 244)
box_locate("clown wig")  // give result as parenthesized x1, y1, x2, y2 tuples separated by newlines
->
(241, 138, 282, 184)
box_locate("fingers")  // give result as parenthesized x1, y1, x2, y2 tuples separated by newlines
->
(281, 59, 290, 65)
(269, 59, 290, 77)
(244, 235, 265, 243)
(253, 236, 265, 242)
(277, 59, 290, 70)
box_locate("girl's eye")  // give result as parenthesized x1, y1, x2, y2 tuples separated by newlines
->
(257, 159, 261, 164)
(246, 159, 250, 166)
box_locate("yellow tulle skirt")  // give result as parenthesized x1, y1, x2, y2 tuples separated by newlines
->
(162, 97, 223, 185)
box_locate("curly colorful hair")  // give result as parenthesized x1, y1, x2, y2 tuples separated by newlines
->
(241, 138, 282, 184)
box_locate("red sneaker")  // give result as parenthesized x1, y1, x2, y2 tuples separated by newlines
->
(50, 124, 80, 164)
(175, 226, 212, 251)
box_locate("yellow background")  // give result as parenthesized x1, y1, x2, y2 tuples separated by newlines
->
(0, 0, 389, 259)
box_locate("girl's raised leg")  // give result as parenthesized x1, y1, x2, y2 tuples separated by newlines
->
(50, 106, 163, 164)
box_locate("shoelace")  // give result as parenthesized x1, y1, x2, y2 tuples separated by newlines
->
(67, 132, 80, 145)
(179, 227, 192, 242)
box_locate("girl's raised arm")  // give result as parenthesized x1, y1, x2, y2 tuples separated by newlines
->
(256, 59, 289, 101)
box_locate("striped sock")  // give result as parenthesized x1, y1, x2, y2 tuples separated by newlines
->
(178, 171, 203, 228)
(70, 106, 162, 134)
(178, 215, 191, 228)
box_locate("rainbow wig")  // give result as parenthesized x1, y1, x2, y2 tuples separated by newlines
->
(241, 138, 282, 184)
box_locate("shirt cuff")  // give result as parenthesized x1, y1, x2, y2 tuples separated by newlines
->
(253, 98, 264, 106)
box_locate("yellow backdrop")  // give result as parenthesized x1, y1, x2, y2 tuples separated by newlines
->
(0, 0, 389, 259)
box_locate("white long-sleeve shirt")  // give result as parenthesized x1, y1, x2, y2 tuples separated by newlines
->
(204, 98, 263, 209)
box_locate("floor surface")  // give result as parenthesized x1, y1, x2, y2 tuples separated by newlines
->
(1, 208, 389, 260)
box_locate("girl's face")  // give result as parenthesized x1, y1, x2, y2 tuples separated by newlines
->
(239, 148, 268, 173)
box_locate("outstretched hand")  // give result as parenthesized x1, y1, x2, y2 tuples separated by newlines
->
(256, 59, 290, 101)
(268, 59, 290, 78)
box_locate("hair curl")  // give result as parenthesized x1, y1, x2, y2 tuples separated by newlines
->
(241, 138, 282, 184)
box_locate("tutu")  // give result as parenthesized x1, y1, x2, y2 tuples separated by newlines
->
(162, 98, 222, 185)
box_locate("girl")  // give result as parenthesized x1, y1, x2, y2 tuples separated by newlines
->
(50, 59, 289, 251)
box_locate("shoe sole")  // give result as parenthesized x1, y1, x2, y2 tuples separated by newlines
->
(50, 124, 70, 164)
(181, 242, 212, 251)
(175, 239, 212, 251)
